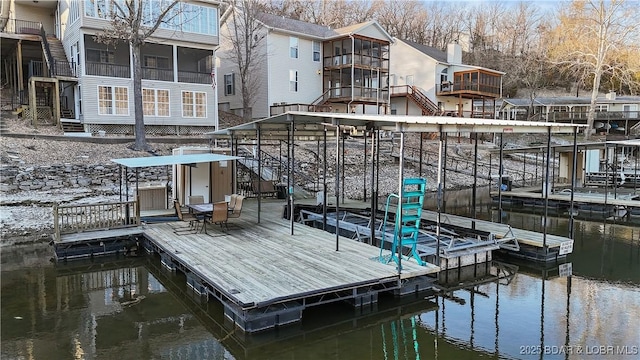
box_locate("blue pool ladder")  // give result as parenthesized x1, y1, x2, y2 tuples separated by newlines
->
(379, 177, 427, 268)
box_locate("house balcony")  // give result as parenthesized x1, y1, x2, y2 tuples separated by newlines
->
(436, 69, 502, 99)
(324, 86, 389, 104)
(85, 62, 131, 78)
(177, 70, 211, 84)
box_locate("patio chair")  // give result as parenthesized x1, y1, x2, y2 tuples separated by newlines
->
(203, 201, 228, 233)
(228, 195, 244, 219)
(227, 194, 238, 211)
(188, 195, 204, 205)
(173, 200, 200, 231)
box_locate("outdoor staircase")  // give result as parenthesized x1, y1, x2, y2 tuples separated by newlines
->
(407, 86, 439, 116)
(380, 177, 427, 268)
(43, 35, 75, 77)
(61, 119, 84, 132)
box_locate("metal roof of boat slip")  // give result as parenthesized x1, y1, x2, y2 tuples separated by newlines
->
(111, 153, 242, 168)
(207, 111, 585, 140)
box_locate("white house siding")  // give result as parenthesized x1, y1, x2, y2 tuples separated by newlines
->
(352, 24, 387, 42)
(80, 76, 216, 127)
(388, 40, 438, 115)
(267, 32, 323, 114)
(11, 2, 55, 33)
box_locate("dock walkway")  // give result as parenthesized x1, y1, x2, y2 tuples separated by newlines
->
(142, 200, 439, 333)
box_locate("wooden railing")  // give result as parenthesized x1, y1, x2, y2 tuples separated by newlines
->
(53, 200, 140, 241)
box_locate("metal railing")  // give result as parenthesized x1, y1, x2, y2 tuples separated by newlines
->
(142, 67, 173, 81)
(2, 18, 41, 34)
(29, 60, 46, 78)
(53, 200, 140, 241)
(85, 62, 131, 78)
(177, 70, 211, 84)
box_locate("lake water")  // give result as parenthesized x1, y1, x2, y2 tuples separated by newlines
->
(2, 190, 639, 359)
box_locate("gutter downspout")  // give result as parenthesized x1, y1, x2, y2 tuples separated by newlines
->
(347, 34, 355, 113)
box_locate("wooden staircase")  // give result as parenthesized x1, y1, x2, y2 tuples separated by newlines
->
(44, 36, 75, 77)
(407, 86, 439, 116)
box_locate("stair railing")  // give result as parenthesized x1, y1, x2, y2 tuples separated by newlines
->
(39, 24, 54, 77)
(408, 86, 439, 115)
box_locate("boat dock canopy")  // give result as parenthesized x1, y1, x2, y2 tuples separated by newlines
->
(111, 153, 242, 168)
(206, 111, 586, 140)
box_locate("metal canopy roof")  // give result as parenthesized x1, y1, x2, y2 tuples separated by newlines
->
(111, 153, 242, 168)
(207, 111, 584, 140)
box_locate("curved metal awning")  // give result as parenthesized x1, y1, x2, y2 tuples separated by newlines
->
(206, 111, 585, 141)
(111, 153, 242, 168)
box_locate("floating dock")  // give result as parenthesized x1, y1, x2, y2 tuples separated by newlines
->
(492, 186, 640, 221)
(141, 201, 439, 333)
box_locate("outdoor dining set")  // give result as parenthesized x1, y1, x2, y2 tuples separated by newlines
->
(173, 194, 245, 234)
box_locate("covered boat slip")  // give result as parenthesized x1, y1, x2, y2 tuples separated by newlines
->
(209, 111, 582, 264)
(142, 200, 439, 332)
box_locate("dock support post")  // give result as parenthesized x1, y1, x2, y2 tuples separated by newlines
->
(436, 127, 444, 268)
(543, 127, 552, 252)
(569, 128, 578, 238)
(363, 130, 367, 201)
(370, 127, 377, 246)
(323, 126, 328, 231)
(257, 125, 262, 224)
(498, 133, 504, 223)
(290, 119, 295, 234)
(397, 130, 405, 276)
(472, 132, 478, 229)
(335, 119, 340, 251)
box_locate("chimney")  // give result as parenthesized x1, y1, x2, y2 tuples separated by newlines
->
(447, 43, 462, 65)
(606, 90, 616, 100)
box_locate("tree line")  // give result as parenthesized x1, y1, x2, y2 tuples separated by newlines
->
(255, 0, 639, 98)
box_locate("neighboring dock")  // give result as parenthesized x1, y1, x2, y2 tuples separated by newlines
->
(492, 186, 640, 221)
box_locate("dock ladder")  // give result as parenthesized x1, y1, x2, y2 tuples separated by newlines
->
(379, 177, 427, 268)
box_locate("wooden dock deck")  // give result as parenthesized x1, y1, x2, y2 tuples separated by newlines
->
(142, 199, 439, 333)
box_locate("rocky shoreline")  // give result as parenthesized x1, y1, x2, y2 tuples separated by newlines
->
(0, 117, 559, 246)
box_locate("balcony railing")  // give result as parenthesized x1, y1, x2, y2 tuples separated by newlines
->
(270, 103, 332, 116)
(2, 18, 42, 35)
(177, 70, 211, 84)
(436, 82, 501, 97)
(54, 60, 77, 77)
(546, 111, 639, 122)
(85, 62, 131, 78)
(142, 67, 173, 81)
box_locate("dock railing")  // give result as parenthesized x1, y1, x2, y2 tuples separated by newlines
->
(53, 199, 140, 241)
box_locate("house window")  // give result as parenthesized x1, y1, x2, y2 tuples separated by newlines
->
(182, 91, 206, 118)
(98, 86, 128, 115)
(290, 37, 299, 59)
(289, 70, 298, 92)
(224, 74, 235, 96)
(312, 41, 320, 62)
(143, 89, 170, 116)
(595, 104, 609, 112)
(87, 49, 114, 63)
(143, 55, 170, 69)
(85, 0, 112, 19)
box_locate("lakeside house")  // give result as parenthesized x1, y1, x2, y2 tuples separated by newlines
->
(217, 10, 504, 121)
(388, 39, 503, 118)
(495, 92, 640, 135)
(0, 0, 220, 135)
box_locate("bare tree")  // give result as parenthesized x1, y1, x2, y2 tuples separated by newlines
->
(222, 0, 267, 122)
(94, 0, 182, 151)
(547, 0, 639, 139)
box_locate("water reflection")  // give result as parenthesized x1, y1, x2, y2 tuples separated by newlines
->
(2, 204, 638, 359)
